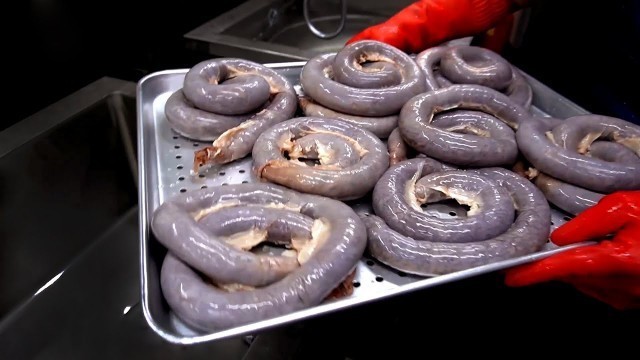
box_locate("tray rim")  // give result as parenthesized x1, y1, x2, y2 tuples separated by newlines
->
(136, 62, 592, 345)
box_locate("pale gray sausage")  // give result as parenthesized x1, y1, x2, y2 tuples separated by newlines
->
(300, 40, 426, 117)
(517, 115, 640, 193)
(363, 165, 550, 276)
(155, 183, 367, 331)
(253, 117, 389, 200)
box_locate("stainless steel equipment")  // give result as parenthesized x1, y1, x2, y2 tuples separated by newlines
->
(303, 0, 348, 39)
(184, 0, 400, 62)
(137, 61, 592, 345)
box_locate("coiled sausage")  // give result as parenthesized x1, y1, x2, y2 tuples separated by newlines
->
(398, 84, 529, 167)
(299, 40, 426, 138)
(517, 115, 640, 214)
(362, 158, 550, 275)
(152, 183, 367, 331)
(164, 58, 297, 172)
(252, 117, 389, 200)
(416, 45, 532, 109)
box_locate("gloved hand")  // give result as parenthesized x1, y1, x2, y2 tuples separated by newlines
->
(346, 0, 528, 54)
(504, 191, 640, 310)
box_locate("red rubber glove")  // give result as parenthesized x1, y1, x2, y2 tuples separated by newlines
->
(504, 191, 640, 310)
(346, 0, 524, 54)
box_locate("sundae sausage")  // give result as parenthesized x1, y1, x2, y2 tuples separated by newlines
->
(166, 59, 296, 144)
(300, 40, 426, 116)
(164, 90, 249, 141)
(299, 97, 398, 138)
(299, 40, 426, 137)
(199, 206, 314, 246)
(183, 62, 270, 115)
(440, 45, 513, 90)
(415, 45, 533, 109)
(530, 140, 639, 215)
(398, 84, 529, 167)
(153, 185, 303, 287)
(533, 173, 603, 216)
(192, 90, 297, 172)
(387, 128, 412, 166)
(164, 58, 297, 171)
(252, 117, 389, 200)
(587, 141, 640, 164)
(517, 115, 640, 193)
(153, 183, 367, 331)
(362, 158, 550, 275)
(371, 158, 514, 244)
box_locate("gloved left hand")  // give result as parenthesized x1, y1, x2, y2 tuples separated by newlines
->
(346, 0, 526, 54)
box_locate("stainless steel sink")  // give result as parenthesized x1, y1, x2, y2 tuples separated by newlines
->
(0, 78, 251, 358)
(0, 78, 138, 319)
(184, 0, 412, 62)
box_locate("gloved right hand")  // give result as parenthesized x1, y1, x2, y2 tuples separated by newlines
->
(504, 191, 640, 310)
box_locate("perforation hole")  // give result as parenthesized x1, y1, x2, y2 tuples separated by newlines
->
(242, 180, 249, 184)
(201, 185, 208, 189)
(219, 172, 226, 176)
(375, 276, 384, 282)
(178, 176, 185, 181)
(353, 281, 361, 288)
(177, 165, 183, 170)
(239, 169, 246, 174)
(198, 174, 205, 178)
(174, 145, 180, 149)
(193, 143, 199, 147)
(176, 155, 182, 159)
(172, 136, 178, 140)
(563, 216, 571, 221)
(449, 211, 456, 216)
(179, 188, 187, 193)
(366, 260, 375, 266)
(222, 183, 228, 186)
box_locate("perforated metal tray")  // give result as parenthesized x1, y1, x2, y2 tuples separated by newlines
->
(137, 62, 592, 345)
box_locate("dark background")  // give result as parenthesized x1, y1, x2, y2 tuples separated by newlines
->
(506, 0, 640, 124)
(5, 0, 240, 130)
(6, 0, 639, 130)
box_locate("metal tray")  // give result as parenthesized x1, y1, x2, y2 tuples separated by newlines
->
(137, 62, 591, 345)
